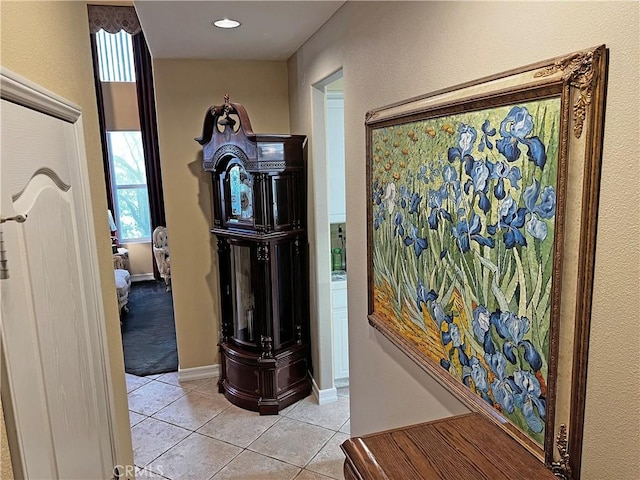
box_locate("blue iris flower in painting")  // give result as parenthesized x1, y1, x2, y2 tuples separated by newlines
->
(416, 283, 447, 330)
(469, 357, 489, 392)
(523, 180, 556, 241)
(393, 211, 404, 237)
(488, 160, 522, 200)
(416, 165, 429, 184)
(486, 352, 517, 414)
(463, 158, 491, 213)
(404, 224, 428, 258)
(523, 180, 556, 219)
(490, 311, 542, 371)
(496, 106, 547, 169)
(513, 370, 546, 433)
(491, 311, 529, 346)
(372, 179, 383, 206)
(373, 204, 385, 230)
(462, 357, 492, 405)
(427, 186, 452, 230)
(416, 280, 438, 312)
(441, 317, 469, 367)
(408, 191, 422, 215)
(448, 124, 477, 162)
(441, 164, 463, 208)
(472, 304, 491, 342)
(398, 185, 411, 209)
(452, 211, 495, 254)
(478, 119, 496, 152)
(487, 194, 528, 249)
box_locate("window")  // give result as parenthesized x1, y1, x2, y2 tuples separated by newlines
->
(107, 131, 151, 241)
(95, 30, 136, 82)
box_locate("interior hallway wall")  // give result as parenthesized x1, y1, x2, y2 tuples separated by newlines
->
(0, 0, 133, 469)
(287, 2, 640, 479)
(153, 59, 290, 369)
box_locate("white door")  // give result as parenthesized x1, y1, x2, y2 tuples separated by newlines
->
(1, 69, 117, 479)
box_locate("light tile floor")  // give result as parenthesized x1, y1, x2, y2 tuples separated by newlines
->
(127, 372, 350, 480)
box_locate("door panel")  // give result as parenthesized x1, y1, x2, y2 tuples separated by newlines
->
(1, 83, 115, 479)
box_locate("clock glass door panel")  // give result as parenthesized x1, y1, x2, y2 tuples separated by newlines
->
(272, 175, 291, 229)
(273, 241, 295, 348)
(226, 163, 254, 226)
(230, 244, 257, 345)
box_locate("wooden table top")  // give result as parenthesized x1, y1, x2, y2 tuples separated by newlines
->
(341, 413, 558, 480)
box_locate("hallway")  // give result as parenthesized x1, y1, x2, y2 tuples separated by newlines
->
(126, 373, 349, 479)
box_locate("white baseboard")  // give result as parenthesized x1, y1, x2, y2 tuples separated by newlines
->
(334, 377, 350, 388)
(131, 273, 155, 282)
(311, 377, 338, 405)
(178, 364, 220, 382)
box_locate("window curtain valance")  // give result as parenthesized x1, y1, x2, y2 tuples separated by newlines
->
(88, 5, 141, 35)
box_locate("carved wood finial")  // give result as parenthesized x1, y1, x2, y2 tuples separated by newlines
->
(223, 93, 231, 115)
(218, 94, 236, 127)
(534, 47, 601, 139)
(550, 424, 571, 479)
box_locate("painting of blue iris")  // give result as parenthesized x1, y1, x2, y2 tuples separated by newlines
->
(370, 98, 561, 446)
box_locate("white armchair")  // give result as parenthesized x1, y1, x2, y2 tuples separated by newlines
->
(152, 226, 171, 291)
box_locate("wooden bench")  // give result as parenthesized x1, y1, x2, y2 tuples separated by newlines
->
(341, 413, 558, 480)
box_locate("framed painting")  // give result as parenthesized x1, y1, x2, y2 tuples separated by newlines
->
(366, 45, 608, 478)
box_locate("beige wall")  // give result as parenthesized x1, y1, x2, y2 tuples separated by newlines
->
(288, 1, 640, 479)
(153, 59, 290, 369)
(0, 0, 133, 470)
(102, 82, 155, 276)
(102, 82, 140, 130)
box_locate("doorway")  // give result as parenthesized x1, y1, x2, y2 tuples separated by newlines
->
(311, 70, 349, 401)
(90, 26, 178, 377)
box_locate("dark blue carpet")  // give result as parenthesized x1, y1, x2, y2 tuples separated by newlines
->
(121, 280, 178, 376)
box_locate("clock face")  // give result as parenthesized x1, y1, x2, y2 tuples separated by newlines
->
(228, 163, 254, 223)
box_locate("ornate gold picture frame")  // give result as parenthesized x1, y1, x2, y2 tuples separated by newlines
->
(366, 45, 608, 478)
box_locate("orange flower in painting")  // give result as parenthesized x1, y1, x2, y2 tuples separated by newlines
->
(399, 161, 406, 168)
(384, 163, 392, 171)
(393, 141, 399, 147)
(393, 172, 400, 180)
(401, 148, 409, 155)
(441, 124, 454, 134)
(389, 159, 394, 166)
(382, 136, 389, 143)
(385, 151, 391, 157)
(375, 145, 382, 152)
(425, 127, 436, 137)
(407, 130, 415, 138)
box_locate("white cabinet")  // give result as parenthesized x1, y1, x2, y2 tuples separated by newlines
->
(331, 279, 349, 381)
(326, 91, 345, 224)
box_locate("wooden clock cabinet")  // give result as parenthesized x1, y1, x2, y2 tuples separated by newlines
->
(196, 97, 311, 414)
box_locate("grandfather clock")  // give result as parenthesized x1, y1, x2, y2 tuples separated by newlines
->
(196, 96, 311, 414)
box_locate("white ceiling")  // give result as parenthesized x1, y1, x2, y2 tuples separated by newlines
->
(134, 1, 345, 61)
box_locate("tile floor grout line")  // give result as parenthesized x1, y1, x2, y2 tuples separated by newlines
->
(142, 430, 202, 475)
(302, 430, 344, 471)
(204, 446, 246, 480)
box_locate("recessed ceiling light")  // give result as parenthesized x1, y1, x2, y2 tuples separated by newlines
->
(212, 18, 241, 29)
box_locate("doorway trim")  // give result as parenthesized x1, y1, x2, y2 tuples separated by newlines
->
(310, 69, 344, 403)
